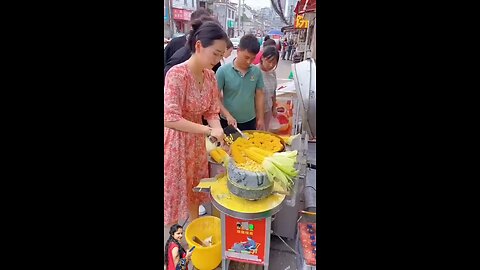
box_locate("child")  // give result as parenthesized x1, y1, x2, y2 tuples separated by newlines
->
(164, 224, 193, 270)
(219, 39, 234, 66)
(256, 46, 279, 131)
(253, 39, 277, 65)
(216, 34, 265, 131)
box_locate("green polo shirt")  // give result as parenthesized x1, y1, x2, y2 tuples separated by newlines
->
(216, 61, 264, 123)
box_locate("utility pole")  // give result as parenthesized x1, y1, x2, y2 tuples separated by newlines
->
(238, 0, 243, 37)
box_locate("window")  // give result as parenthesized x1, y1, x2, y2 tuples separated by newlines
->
(184, 0, 187, 6)
(192, 0, 194, 8)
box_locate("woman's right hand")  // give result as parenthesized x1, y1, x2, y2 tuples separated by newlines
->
(211, 127, 225, 143)
(186, 250, 193, 259)
(226, 115, 237, 128)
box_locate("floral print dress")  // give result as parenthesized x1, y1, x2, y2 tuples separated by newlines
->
(164, 62, 220, 225)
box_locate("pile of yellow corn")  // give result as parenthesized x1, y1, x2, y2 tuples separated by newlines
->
(209, 147, 229, 164)
(230, 132, 283, 165)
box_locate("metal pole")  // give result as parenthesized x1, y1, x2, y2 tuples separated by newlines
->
(303, 17, 310, 61)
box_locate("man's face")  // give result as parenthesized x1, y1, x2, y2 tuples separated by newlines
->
(235, 49, 257, 69)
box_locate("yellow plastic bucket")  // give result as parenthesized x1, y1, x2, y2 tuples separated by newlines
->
(185, 216, 222, 270)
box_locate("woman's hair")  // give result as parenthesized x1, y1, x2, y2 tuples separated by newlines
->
(264, 35, 270, 41)
(187, 19, 228, 52)
(226, 39, 233, 49)
(164, 224, 185, 269)
(263, 39, 277, 48)
(261, 46, 280, 70)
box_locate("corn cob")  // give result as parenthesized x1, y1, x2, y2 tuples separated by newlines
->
(231, 145, 246, 164)
(243, 148, 265, 164)
(249, 147, 274, 157)
(210, 149, 222, 163)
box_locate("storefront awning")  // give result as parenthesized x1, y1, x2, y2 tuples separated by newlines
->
(294, 0, 317, 15)
(281, 25, 295, 32)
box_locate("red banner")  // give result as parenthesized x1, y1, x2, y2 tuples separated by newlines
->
(172, 8, 192, 21)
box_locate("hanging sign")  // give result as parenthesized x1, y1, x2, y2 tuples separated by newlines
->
(294, 15, 309, 29)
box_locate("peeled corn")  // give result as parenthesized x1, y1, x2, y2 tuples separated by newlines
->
(243, 148, 265, 164)
(210, 147, 228, 163)
(249, 147, 274, 157)
(231, 145, 246, 164)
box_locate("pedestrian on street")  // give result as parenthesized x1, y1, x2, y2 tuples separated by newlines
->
(281, 38, 288, 60)
(164, 8, 211, 68)
(164, 20, 228, 227)
(256, 46, 279, 131)
(287, 39, 294, 60)
(216, 34, 265, 131)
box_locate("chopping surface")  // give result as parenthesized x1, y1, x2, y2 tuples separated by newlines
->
(196, 174, 286, 214)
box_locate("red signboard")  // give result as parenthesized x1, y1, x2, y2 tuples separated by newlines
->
(172, 8, 192, 21)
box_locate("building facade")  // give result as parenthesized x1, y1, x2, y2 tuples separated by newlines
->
(171, 0, 197, 34)
(212, 1, 237, 37)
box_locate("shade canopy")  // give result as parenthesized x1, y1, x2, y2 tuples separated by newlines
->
(294, 0, 317, 15)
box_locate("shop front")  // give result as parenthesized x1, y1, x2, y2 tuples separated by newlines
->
(172, 8, 192, 34)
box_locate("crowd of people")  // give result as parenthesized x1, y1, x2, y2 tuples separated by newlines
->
(162, 8, 283, 269)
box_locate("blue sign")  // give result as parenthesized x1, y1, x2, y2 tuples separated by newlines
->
(164, 8, 169, 21)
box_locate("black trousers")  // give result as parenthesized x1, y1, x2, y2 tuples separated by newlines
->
(220, 117, 256, 131)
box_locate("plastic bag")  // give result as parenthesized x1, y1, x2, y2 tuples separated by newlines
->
(268, 116, 281, 132)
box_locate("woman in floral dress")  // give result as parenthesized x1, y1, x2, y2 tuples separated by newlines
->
(164, 20, 229, 226)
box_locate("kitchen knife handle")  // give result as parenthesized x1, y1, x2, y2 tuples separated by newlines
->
(208, 135, 221, 147)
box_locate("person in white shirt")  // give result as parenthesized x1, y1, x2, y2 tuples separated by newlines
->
(255, 46, 279, 131)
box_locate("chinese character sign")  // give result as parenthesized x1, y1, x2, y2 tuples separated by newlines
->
(294, 15, 309, 29)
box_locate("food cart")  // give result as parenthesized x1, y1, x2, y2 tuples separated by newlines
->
(200, 59, 316, 270)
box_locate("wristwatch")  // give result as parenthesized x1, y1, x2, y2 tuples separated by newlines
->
(207, 127, 212, 137)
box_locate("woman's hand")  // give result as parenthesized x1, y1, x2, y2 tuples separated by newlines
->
(186, 250, 193, 259)
(226, 115, 237, 127)
(211, 127, 225, 144)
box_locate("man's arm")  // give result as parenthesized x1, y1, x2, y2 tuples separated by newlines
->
(255, 69, 266, 129)
(216, 67, 236, 127)
(255, 89, 265, 123)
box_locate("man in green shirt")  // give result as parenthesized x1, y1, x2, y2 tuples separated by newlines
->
(216, 34, 265, 130)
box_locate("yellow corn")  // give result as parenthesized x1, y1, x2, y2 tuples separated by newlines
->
(243, 148, 265, 164)
(237, 158, 265, 172)
(216, 148, 228, 158)
(210, 149, 223, 163)
(232, 145, 246, 164)
(249, 147, 274, 157)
